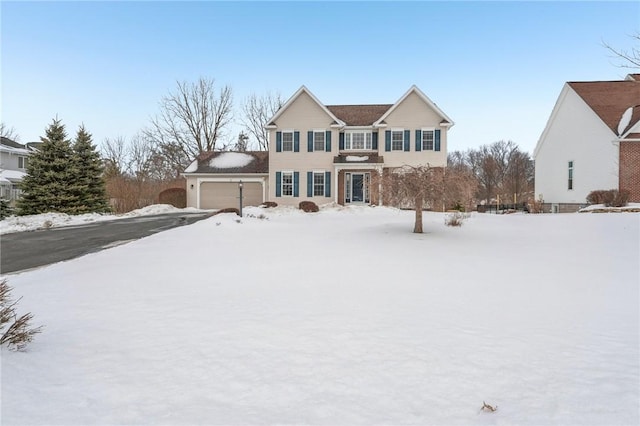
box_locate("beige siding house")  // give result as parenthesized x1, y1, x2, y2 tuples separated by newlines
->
(267, 85, 454, 206)
(183, 85, 453, 209)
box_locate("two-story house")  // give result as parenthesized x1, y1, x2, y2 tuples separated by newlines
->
(0, 136, 38, 201)
(183, 85, 453, 209)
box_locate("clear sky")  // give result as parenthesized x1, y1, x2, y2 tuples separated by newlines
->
(2, 1, 639, 155)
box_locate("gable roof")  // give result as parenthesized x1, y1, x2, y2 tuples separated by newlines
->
(326, 104, 392, 126)
(568, 77, 640, 137)
(373, 85, 454, 127)
(266, 86, 345, 127)
(183, 151, 269, 175)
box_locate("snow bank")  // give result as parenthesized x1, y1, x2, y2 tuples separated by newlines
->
(209, 152, 254, 169)
(0, 204, 205, 235)
(2, 208, 638, 425)
(579, 202, 640, 212)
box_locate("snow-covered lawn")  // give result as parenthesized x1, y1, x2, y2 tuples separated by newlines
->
(2, 206, 638, 425)
(0, 204, 206, 235)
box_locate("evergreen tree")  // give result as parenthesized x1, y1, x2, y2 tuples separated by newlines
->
(17, 119, 75, 215)
(0, 198, 14, 219)
(69, 125, 110, 213)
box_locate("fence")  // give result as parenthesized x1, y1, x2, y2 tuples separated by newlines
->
(477, 202, 529, 213)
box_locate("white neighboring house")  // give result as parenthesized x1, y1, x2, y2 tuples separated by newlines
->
(534, 74, 640, 213)
(0, 137, 39, 202)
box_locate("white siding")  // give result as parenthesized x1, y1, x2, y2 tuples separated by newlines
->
(534, 86, 618, 204)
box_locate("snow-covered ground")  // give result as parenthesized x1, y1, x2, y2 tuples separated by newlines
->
(0, 204, 206, 235)
(2, 206, 638, 425)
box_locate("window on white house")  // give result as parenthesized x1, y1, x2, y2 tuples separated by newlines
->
(282, 132, 294, 152)
(391, 130, 404, 151)
(422, 130, 434, 150)
(313, 172, 325, 196)
(345, 132, 372, 150)
(18, 156, 28, 169)
(282, 172, 293, 196)
(313, 131, 325, 151)
(568, 161, 574, 190)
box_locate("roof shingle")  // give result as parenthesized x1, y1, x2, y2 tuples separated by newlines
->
(326, 105, 392, 126)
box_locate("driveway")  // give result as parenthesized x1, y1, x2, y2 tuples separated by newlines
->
(1, 212, 212, 274)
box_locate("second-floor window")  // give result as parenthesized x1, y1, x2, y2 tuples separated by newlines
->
(282, 131, 294, 152)
(422, 130, 434, 150)
(313, 131, 326, 151)
(391, 130, 404, 151)
(345, 132, 372, 150)
(18, 156, 28, 169)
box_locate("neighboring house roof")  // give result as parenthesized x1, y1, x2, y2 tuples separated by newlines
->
(326, 105, 392, 126)
(0, 137, 31, 155)
(0, 137, 24, 149)
(0, 169, 26, 184)
(182, 151, 269, 174)
(568, 78, 640, 137)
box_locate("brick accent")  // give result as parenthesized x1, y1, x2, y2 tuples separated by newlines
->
(620, 142, 640, 202)
(337, 169, 380, 206)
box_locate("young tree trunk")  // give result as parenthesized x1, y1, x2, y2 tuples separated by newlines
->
(414, 194, 423, 233)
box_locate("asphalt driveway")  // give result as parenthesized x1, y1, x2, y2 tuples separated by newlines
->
(0, 212, 212, 274)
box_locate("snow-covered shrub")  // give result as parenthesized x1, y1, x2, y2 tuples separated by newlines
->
(0, 279, 42, 351)
(445, 211, 469, 227)
(260, 201, 278, 208)
(299, 201, 319, 213)
(611, 189, 630, 207)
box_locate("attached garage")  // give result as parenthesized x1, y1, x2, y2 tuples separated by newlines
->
(199, 181, 264, 209)
(182, 151, 270, 210)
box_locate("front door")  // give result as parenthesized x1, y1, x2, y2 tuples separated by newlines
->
(345, 172, 370, 204)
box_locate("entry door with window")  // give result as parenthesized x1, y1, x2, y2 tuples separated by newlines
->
(345, 172, 370, 204)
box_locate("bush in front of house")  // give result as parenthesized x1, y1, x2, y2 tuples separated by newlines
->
(260, 201, 278, 208)
(298, 201, 319, 213)
(213, 207, 240, 216)
(586, 189, 630, 207)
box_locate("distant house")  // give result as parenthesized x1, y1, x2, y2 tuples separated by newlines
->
(183, 85, 454, 209)
(534, 74, 640, 212)
(0, 137, 39, 202)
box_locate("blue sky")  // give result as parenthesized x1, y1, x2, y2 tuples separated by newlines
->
(2, 1, 639, 154)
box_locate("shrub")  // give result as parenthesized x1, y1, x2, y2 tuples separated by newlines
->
(299, 201, 319, 213)
(445, 211, 469, 227)
(586, 189, 630, 207)
(158, 187, 187, 208)
(0, 279, 42, 351)
(212, 207, 240, 216)
(260, 201, 278, 208)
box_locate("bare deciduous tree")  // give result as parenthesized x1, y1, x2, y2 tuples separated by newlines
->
(146, 77, 234, 162)
(0, 123, 20, 141)
(241, 91, 284, 150)
(603, 32, 640, 69)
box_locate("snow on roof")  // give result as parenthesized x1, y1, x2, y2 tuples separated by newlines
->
(184, 159, 198, 173)
(346, 155, 370, 162)
(209, 152, 254, 169)
(0, 169, 26, 182)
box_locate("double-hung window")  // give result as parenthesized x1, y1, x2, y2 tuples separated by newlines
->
(313, 131, 326, 151)
(568, 161, 574, 190)
(282, 131, 294, 152)
(422, 130, 435, 151)
(282, 172, 293, 196)
(391, 130, 404, 151)
(313, 172, 325, 196)
(345, 131, 372, 150)
(18, 156, 28, 169)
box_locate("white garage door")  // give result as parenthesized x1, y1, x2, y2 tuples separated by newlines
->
(200, 182, 263, 209)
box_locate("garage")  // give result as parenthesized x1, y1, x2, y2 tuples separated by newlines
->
(199, 181, 264, 209)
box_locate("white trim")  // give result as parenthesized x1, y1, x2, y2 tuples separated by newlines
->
(196, 177, 267, 209)
(280, 170, 294, 197)
(343, 130, 373, 151)
(265, 86, 346, 128)
(373, 85, 454, 128)
(281, 130, 295, 152)
(312, 170, 325, 197)
(390, 129, 405, 151)
(421, 128, 435, 151)
(312, 129, 326, 151)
